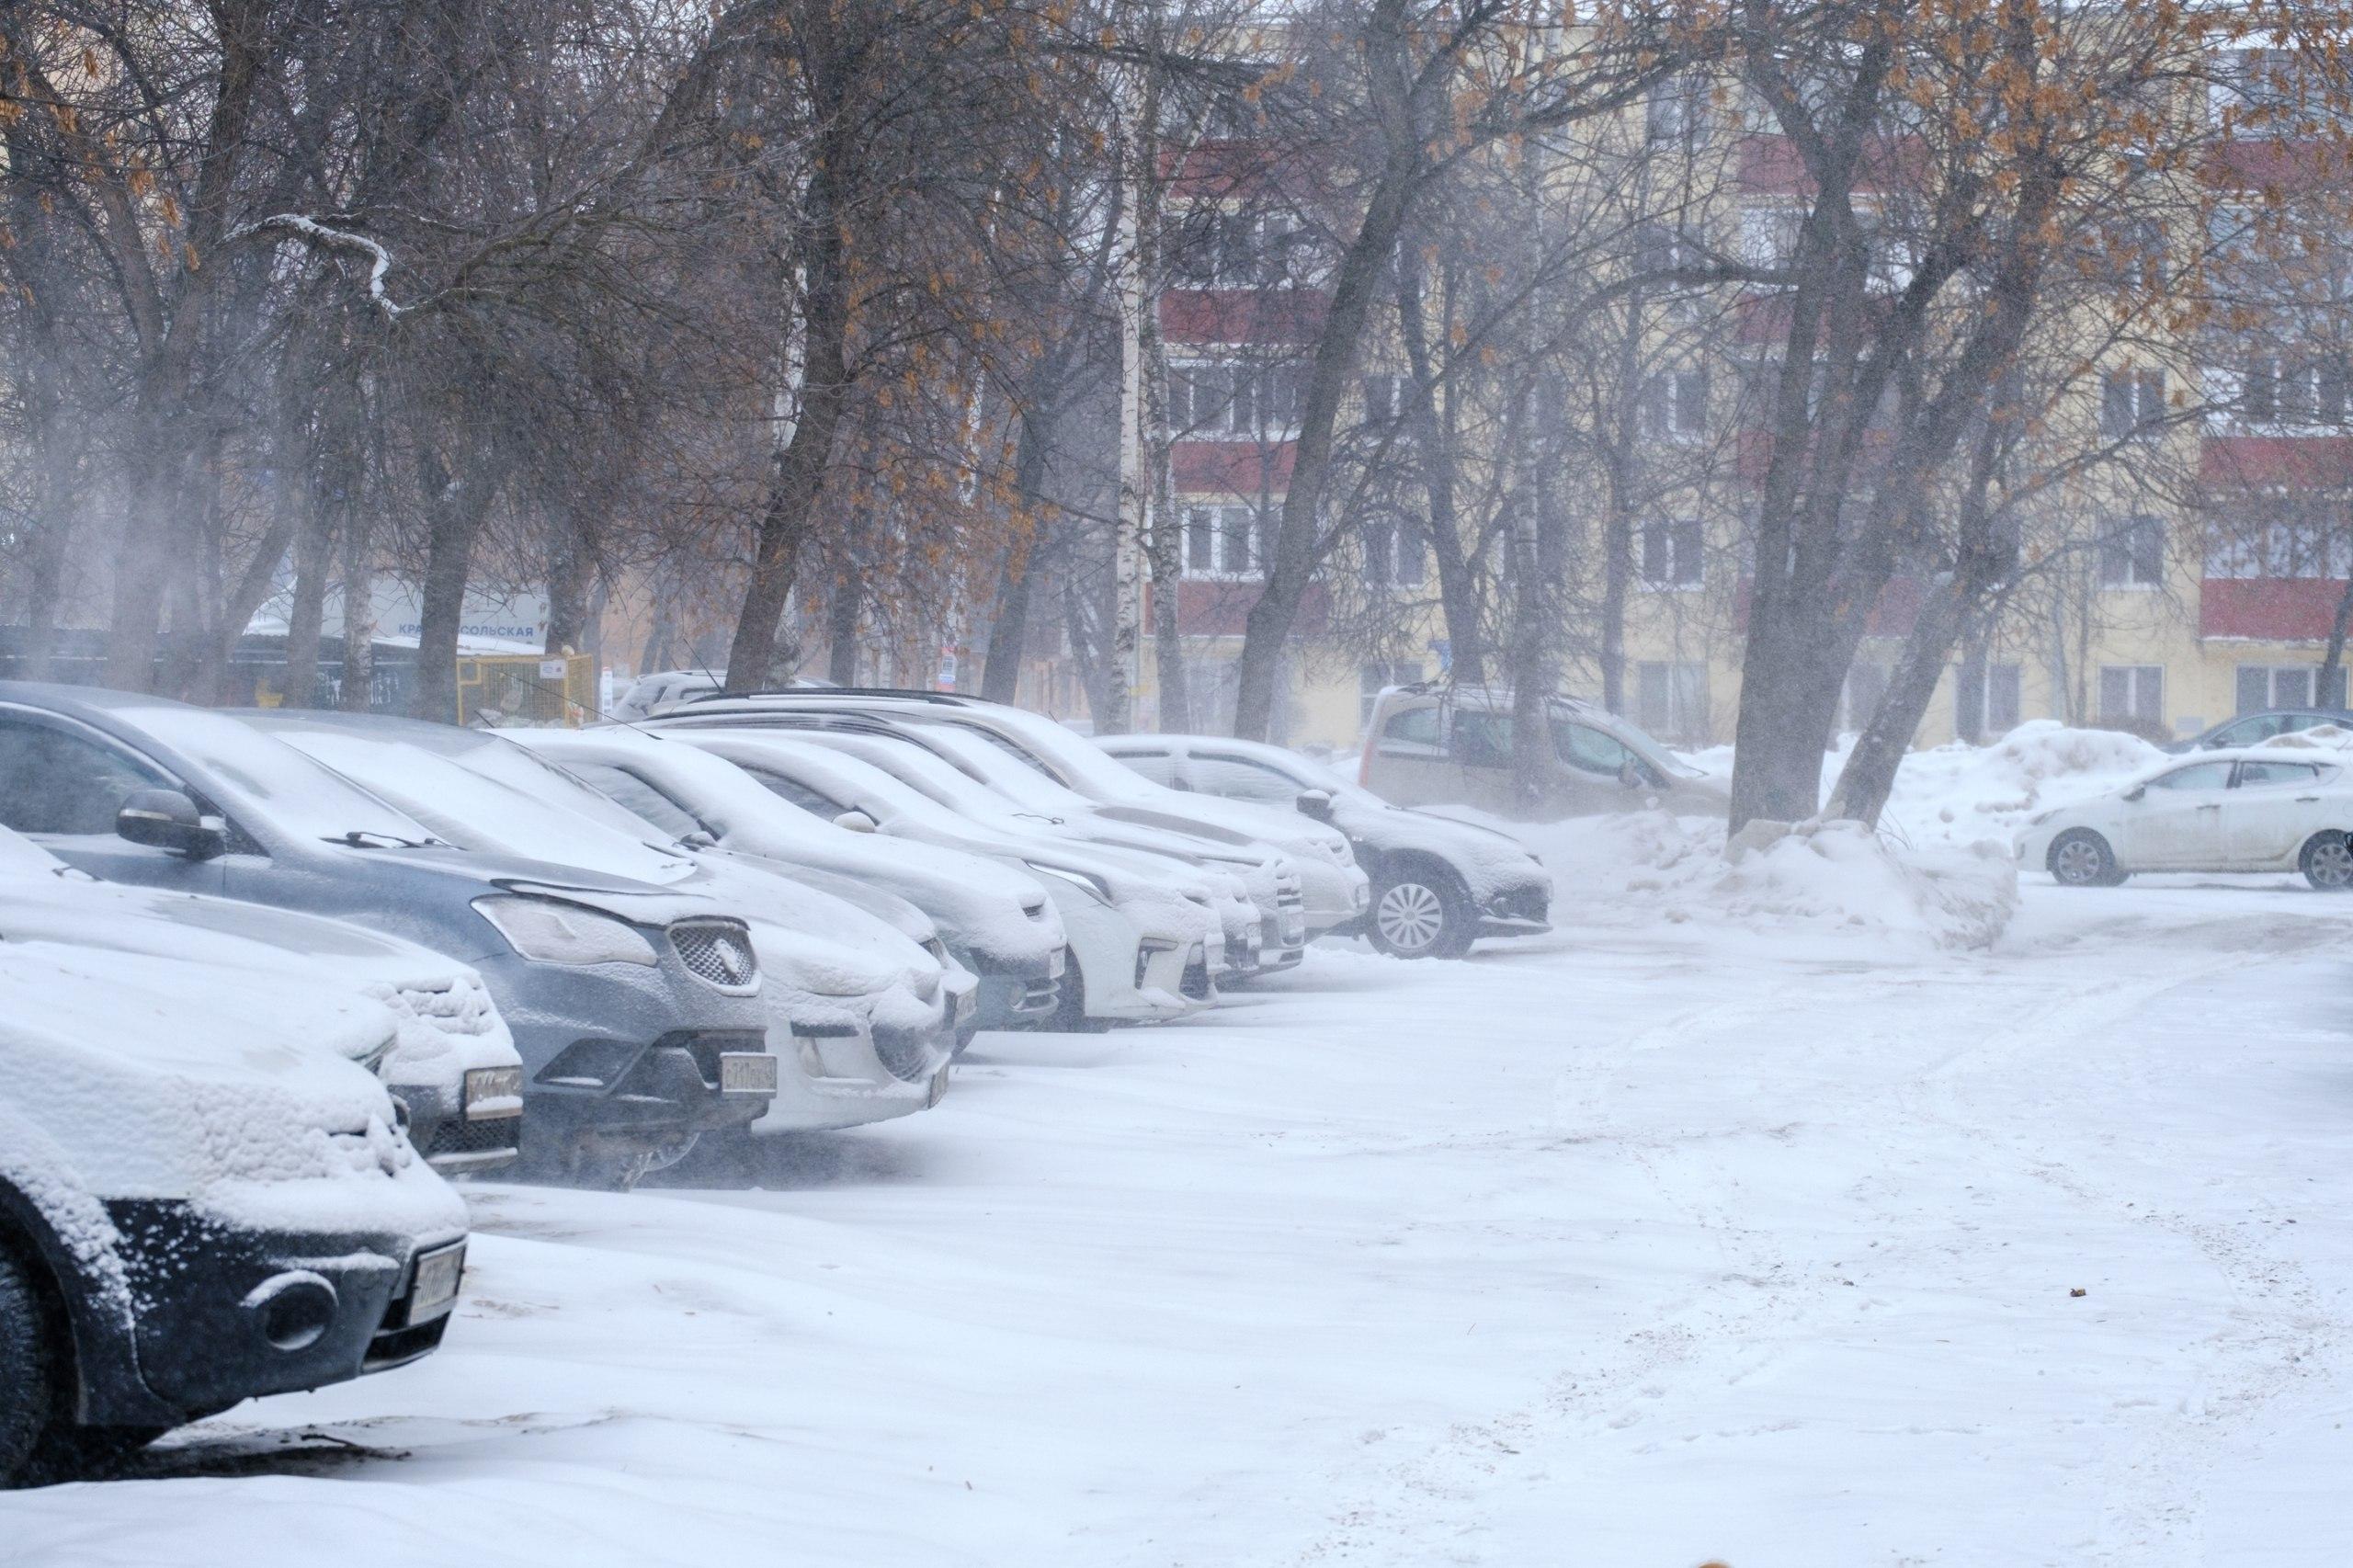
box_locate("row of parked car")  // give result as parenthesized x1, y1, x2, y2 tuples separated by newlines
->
(0, 681, 1556, 1485)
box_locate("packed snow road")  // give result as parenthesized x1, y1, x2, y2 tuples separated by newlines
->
(8, 872, 2351, 1567)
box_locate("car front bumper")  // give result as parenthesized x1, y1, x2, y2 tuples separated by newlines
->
(103, 1199, 466, 1421)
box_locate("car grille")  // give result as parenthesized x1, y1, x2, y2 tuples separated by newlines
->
(427, 1118, 523, 1159)
(1276, 881, 1303, 912)
(671, 921, 759, 990)
(871, 1024, 938, 1084)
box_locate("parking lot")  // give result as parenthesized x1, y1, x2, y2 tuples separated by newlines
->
(8, 873, 2347, 1567)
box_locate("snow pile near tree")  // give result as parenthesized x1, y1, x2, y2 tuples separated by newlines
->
(1508, 810, 2018, 951)
(1875, 721, 2165, 849)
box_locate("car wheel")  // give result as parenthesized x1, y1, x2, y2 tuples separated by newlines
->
(2047, 829, 2125, 888)
(19, 1424, 169, 1487)
(1369, 868, 1474, 959)
(0, 1245, 57, 1488)
(2301, 830, 2353, 891)
(1048, 948, 1113, 1033)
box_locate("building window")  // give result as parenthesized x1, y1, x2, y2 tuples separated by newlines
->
(1359, 372, 1411, 431)
(1359, 661, 1424, 725)
(2237, 664, 2349, 712)
(2099, 665, 2165, 726)
(1956, 661, 2023, 739)
(1638, 369, 1709, 440)
(1737, 204, 1802, 270)
(2205, 517, 2351, 580)
(2097, 514, 2165, 587)
(1840, 662, 1889, 731)
(1634, 661, 1708, 742)
(1170, 360, 1306, 440)
(1639, 519, 1704, 588)
(1645, 74, 1710, 143)
(1172, 208, 1302, 288)
(2240, 355, 2350, 429)
(1363, 517, 1427, 586)
(1181, 503, 1267, 579)
(2100, 369, 2167, 441)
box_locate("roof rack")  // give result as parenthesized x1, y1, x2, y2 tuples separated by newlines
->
(680, 686, 988, 709)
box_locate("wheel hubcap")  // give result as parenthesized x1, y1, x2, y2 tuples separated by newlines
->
(1376, 882, 1446, 950)
(2314, 843, 2353, 886)
(2053, 840, 2102, 884)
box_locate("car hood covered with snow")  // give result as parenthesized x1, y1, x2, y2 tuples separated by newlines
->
(0, 940, 467, 1244)
(0, 835, 518, 1099)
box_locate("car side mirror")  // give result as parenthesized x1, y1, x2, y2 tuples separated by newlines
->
(1296, 789, 1334, 822)
(2123, 784, 2146, 802)
(117, 788, 228, 860)
(833, 810, 878, 834)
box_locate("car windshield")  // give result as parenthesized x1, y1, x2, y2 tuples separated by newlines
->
(711, 735, 983, 836)
(800, 733, 1020, 817)
(906, 723, 1098, 812)
(269, 729, 698, 885)
(122, 703, 442, 846)
(936, 709, 1169, 805)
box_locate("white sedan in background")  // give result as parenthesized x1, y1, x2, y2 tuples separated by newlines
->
(2016, 748, 2353, 888)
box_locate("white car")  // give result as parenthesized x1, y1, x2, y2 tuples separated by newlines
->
(2015, 748, 2353, 888)
(505, 727, 1070, 1039)
(672, 729, 1222, 1030)
(653, 692, 1374, 937)
(0, 824, 524, 1173)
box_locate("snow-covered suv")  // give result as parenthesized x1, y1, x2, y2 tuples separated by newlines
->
(0, 825, 524, 1174)
(0, 941, 469, 1485)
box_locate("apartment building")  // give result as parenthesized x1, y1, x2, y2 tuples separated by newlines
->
(1124, 40, 2353, 757)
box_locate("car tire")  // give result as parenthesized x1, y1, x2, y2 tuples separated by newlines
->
(2301, 830, 2353, 891)
(0, 1245, 57, 1489)
(1368, 865, 1475, 959)
(1048, 948, 1113, 1033)
(2047, 829, 2126, 888)
(19, 1424, 169, 1487)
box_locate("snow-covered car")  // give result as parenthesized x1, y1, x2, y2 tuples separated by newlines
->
(0, 682, 776, 1187)
(610, 670, 724, 722)
(1098, 733, 1554, 959)
(0, 825, 523, 1173)
(0, 940, 468, 1486)
(1358, 685, 1728, 820)
(759, 722, 1289, 980)
(505, 727, 1066, 1042)
(670, 729, 1220, 1030)
(238, 711, 959, 1131)
(2163, 707, 2353, 754)
(2015, 748, 2353, 888)
(654, 690, 1372, 938)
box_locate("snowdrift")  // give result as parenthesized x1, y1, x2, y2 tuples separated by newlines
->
(1515, 811, 2018, 951)
(1876, 720, 2166, 849)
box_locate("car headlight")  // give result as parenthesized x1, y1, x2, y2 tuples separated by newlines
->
(1025, 861, 1113, 903)
(463, 1065, 525, 1121)
(472, 895, 659, 965)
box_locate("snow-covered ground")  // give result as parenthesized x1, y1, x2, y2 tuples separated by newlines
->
(9, 856, 2350, 1564)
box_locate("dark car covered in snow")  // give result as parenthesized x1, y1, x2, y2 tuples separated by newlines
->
(0, 683, 778, 1186)
(0, 940, 469, 1485)
(1099, 733, 1553, 960)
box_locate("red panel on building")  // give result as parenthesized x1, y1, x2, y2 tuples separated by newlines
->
(1160, 288, 1327, 346)
(2200, 577, 2350, 640)
(2200, 435, 2353, 488)
(2203, 138, 2352, 191)
(1148, 580, 1329, 639)
(1171, 441, 1296, 493)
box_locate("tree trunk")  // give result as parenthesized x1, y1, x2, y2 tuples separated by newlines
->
(337, 506, 377, 714)
(2317, 541, 2353, 697)
(282, 495, 335, 709)
(1393, 239, 1482, 687)
(408, 448, 498, 722)
(980, 540, 1036, 704)
(723, 101, 856, 692)
(1825, 579, 1968, 824)
(544, 507, 593, 655)
(825, 575, 861, 687)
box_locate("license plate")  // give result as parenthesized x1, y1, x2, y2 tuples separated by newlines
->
(1048, 949, 1067, 979)
(720, 1051, 779, 1096)
(409, 1242, 466, 1324)
(926, 1067, 950, 1108)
